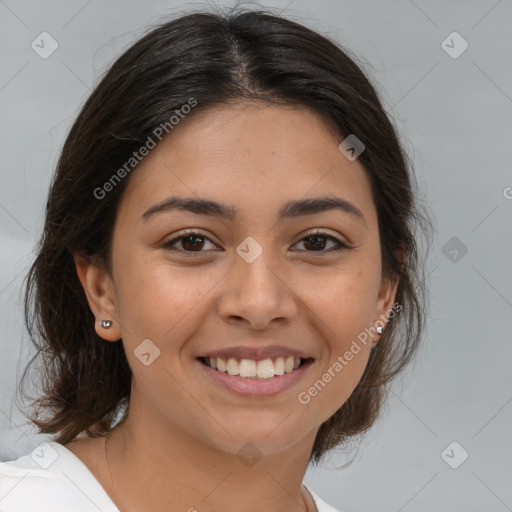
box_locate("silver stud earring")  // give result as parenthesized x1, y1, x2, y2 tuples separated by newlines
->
(376, 325, 383, 334)
(99, 319, 113, 329)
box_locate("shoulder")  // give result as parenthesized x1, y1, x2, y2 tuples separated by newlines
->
(0, 441, 118, 512)
(303, 481, 345, 512)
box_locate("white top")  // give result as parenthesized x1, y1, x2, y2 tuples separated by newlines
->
(0, 441, 342, 512)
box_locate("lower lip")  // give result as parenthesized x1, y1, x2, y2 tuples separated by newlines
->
(196, 359, 314, 398)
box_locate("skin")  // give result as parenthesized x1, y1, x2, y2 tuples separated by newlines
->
(68, 101, 399, 512)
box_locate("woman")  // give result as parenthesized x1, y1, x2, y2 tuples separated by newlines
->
(0, 7, 431, 512)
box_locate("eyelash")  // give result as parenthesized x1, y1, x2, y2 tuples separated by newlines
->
(161, 229, 351, 256)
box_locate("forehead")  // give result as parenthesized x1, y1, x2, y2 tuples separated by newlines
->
(117, 102, 377, 228)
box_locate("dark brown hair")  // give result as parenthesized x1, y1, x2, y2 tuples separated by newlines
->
(20, 6, 432, 465)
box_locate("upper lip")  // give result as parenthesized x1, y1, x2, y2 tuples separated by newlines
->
(199, 344, 313, 361)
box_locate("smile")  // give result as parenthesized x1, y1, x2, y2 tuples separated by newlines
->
(196, 356, 315, 397)
(197, 356, 312, 380)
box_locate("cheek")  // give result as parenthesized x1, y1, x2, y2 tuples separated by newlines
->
(303, 261, 380, 340)
(298, 330, 372, 420)
(310, 352, 371, 420)
(296, 261, 378, 412)
(113, 248, 220, 350)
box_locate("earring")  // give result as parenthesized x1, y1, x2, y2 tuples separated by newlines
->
(99, 319, 113, 329)
(376, 325, 383, 334)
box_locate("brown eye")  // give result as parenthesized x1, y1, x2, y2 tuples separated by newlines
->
(162, 231, 217, 253)
(294, 232, 349, 253)
(180, 235, 206, 251)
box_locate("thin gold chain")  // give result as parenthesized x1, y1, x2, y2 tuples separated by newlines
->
(104, 433, 129, 512)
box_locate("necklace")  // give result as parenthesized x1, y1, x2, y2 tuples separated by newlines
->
(104, 434, 125, 511)
(104, 435, 316, 512)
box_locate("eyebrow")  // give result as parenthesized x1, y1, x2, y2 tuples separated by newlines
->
(141, 195, 366, 226)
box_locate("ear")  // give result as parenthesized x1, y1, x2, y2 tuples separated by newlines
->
(74, 253, 122, 342)
(374, 272, 400, 327)
(372, 247, 405, 346)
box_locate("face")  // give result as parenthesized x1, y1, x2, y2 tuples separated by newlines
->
(76, 102, 398, 458)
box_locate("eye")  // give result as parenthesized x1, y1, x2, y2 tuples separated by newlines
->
(292, 230, 350, 254)
(162, 230, 218, 254)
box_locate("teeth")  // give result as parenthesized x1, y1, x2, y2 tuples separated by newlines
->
(205, 356, 303, 379)
(216, 358, 227, 372)
(274, 357, 285, 375)
(239, 359, 257, 378)
(257, 359, 274, 379)
(227, 358, 239, 376)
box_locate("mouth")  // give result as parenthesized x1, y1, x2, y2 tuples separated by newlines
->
(196, 356, 314, 380)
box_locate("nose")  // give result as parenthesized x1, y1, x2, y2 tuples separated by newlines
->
(217, 249, 299, 330)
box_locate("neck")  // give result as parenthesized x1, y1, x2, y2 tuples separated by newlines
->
(104, 392, 318, 512)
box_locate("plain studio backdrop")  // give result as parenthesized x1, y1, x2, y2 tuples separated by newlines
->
(0, 1, 511, 511)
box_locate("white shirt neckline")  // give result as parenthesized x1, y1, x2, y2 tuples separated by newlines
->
(1, 441, 341, 512)
(40, 441, 120, 511)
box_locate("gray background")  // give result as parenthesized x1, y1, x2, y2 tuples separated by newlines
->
(1, 1, 511, 511)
